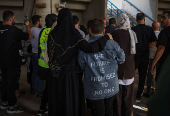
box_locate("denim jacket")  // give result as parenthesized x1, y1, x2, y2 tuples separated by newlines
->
(78, 35, 125, 100)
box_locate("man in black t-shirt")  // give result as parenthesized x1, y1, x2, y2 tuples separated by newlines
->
(0, 10, 31, 114)
(151, 11, 170, 82)
(132, 13, 157, 103)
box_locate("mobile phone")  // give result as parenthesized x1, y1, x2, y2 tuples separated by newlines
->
(24, 16, 28, 25)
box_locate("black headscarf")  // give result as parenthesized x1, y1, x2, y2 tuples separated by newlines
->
(50, 8, 82, 51)
(47, 8, 84, 76)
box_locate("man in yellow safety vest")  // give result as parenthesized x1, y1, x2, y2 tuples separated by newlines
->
(37, 14, 57, 116)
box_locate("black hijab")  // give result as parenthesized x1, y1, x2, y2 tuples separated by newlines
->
(47, 8, 84, 76)
(50, 8, 82, 51)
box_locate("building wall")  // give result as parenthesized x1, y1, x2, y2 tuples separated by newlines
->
(110, 0, 157, 26)
(0, 0, 107, 28)
(82, 0, 107, 28)
(34, 0, 60, 27)
(52, 0, 60, 14)
(0, 0, 35, 29)
(0, 7, 23, 23)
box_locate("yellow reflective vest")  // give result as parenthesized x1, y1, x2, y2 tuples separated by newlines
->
(38, 28, 51, 68)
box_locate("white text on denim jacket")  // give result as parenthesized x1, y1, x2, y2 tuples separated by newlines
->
(90, 53, 116, 95)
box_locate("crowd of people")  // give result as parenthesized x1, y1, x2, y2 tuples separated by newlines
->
(0, 8, 170, 116)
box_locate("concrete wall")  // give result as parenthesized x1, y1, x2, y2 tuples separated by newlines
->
(110, 0, 157, 26)
(82, 0, 107, 28)
(52, 0, 60, 14)
(0, 0, 106, 28)
(0, 7, 23, 23)
(0, 0, 35, 29)
(34, 0, 60, 27)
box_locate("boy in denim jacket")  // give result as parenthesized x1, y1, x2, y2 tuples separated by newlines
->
(78, 18, 125, 116)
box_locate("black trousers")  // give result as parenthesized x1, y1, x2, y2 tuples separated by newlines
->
(155, 62, 164, 82)
(1, 67, 20, 106)
(16, 68, 21, 90)
(40, 81, 48, 110)
(112, 83, 134, 116)
(86, 96, 115, 116)
(146, 58, 154, 95)
(135, 53, 149, 97)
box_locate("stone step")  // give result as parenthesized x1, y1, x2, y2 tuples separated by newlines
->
(158, 1, 170, 9)
(61, 1, 87, 10)
(158, 9, 163, 15)
(159, 0, 170, 1)
(157, 9, 170, 15)
(69, 0, 91, 2)
(0, 0, 24, 7)
(157, 0, 170, 21)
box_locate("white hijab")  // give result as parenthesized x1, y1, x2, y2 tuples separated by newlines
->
(115, 13, 138, 54)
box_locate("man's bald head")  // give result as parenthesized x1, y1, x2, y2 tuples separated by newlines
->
(152, 21, 161, 31)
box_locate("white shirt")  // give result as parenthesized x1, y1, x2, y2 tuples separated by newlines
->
(154, 31, 160, 39)
(76, 28, 85, 38)
(119, 77, 134, 85)
(30, 27, 41, 53)
(149, 31, 160, 59)
(85, 34, 90, 41)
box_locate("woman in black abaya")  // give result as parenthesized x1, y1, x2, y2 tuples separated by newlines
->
(47, 8, 111, 116)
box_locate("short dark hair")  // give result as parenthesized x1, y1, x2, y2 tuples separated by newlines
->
(109, 18, 116, 25)
(45, 14, 57, 28)
(32, 15, 42, 25)
(3, 10, 14, 21)
(72, 15, 79, 25)
(90, 18, 104, 34)
(136, 13, 145, 20)
(163, 11, 170, 19)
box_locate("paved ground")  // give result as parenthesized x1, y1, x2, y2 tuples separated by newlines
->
(0, 65, 149, 116)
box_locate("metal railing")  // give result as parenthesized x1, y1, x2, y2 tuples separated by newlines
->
(107, 0, 137, 27)
(125, 0, 155, 22)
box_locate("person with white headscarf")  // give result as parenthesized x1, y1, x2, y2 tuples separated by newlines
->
(111, 13, 137, 116)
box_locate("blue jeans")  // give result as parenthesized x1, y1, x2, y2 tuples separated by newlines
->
(31, 53, 44, 92)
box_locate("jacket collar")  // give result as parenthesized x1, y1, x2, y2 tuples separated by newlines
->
(89, 35, 104, 42)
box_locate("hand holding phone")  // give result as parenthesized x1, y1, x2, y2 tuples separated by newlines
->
(24, 16, 28, 25)
(25, 21, 29, 26)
